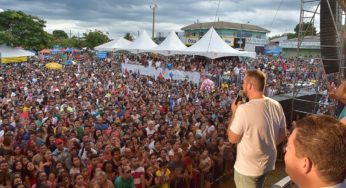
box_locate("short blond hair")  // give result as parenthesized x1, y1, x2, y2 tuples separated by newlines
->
(245, 70, 266, 92)
(294, 115, 346, 183)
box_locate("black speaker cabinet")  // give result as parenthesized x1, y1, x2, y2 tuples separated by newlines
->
(320, 0, 340, 74)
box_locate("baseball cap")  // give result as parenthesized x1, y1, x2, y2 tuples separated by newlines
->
(55, 138, 64, 145)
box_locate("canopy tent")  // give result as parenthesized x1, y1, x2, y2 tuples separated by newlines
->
(121, 30, 157, 53)
(140, 31, 187, 56)
(179, 27, 256, 59)
(0, 45, 35, 58)
(95, 38, 132, 51)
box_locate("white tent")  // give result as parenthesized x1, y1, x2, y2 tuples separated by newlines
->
(121, 30, 157, 53)
(179, 27, 256, 59)
(141, 31, 187, 56)
(0, 45, 35, 58)
(94, 38, 132, 51)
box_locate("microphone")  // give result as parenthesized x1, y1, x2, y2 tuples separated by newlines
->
(235, 90, 248, 104)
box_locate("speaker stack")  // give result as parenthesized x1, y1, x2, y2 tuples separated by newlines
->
(320, 0, 342, 74)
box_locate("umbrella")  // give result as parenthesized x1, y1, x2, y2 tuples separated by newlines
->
(45, 62, 63, 70)
(65, 48, 74, 53)
(200, 78, 215, 92)
(40, 49, 51, 54)
(51, 48, 61, 54)
(64, 60, 77, 65)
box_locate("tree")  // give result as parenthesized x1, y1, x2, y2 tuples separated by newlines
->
(287, 33, 297, 39)
(83, 30, 109, 50)
(0, 10, 50, 50)
(294, 22, 317, 37)
(52, 30, 68, 39)
(69, 36, 84, 49)
(124, 32, 134, 41)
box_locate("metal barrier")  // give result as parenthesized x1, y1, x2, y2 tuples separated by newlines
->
(271, 176, 293, 188)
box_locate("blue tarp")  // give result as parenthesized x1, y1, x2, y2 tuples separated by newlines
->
(265, 47, 282, 56)
(97, 51, 107, 59)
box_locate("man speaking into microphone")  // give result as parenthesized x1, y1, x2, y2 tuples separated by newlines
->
(227, 70, 287, 188)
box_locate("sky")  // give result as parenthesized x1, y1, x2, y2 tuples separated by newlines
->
(0, 0, 319, 39)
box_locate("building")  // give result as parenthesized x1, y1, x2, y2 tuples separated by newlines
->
(268, 34, 321, 57)
(181, 21, 269, 52)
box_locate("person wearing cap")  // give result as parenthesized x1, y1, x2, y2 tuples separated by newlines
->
(52, 138, 71, 169)
(114, 165, 134, 188)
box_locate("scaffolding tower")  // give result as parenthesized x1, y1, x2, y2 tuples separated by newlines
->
(290, 0, 345, 123)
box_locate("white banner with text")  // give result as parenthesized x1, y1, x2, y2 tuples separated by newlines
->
(121, 63, 201, 84)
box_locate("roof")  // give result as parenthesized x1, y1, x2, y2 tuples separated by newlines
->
(141, 31, 187, 55)
(181, 21, 270, 33)
(285, 35, 320, 42)
(120, 30, 157, 52)
(94, 38, 132, 51)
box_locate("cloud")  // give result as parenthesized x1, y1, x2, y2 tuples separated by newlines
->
(0, 0, 311, 38)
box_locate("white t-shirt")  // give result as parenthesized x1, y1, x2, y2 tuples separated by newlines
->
(145, 127, 156, 137)
(155, 61, 161, 68)
(230, 97, 286, 176)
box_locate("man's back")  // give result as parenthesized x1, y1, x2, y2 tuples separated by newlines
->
(231, 97, 286, 176)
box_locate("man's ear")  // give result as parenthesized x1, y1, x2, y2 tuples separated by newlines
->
(301, 156, 313, 174)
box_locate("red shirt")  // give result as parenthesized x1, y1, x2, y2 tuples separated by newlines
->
(132, 167, 145, 188)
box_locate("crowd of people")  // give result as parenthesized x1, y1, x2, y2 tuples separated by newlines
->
(0, 55, 238, 188)
(0, 51, 344, 188)
(121, 54, 325, 96)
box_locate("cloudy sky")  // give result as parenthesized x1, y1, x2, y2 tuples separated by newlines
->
(0, 0, 318, 39)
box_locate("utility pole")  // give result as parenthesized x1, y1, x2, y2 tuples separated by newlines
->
(150, 3, 158, 40)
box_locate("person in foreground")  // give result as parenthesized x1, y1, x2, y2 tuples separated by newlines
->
(227, 70, 287, 188)
(285, 115, 346, 188)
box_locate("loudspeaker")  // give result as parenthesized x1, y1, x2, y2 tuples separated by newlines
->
(320, 0, 340, 74)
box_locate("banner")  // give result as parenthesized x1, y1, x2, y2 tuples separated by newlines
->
(1, 56, 28, 63)
(222, 36, 235, 46)
(185, 36, 199, 45)
(121, 63, 201, 84)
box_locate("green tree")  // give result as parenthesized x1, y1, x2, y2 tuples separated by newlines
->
(83, 30, 109, 50)
(69, 36, 84, 49)
(124, 32, 134, 41)
(287, 33, 297, 39)
(52, 30, 68, 39)
(294, 22, 317, 36)
(0, 10, 50, 50)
